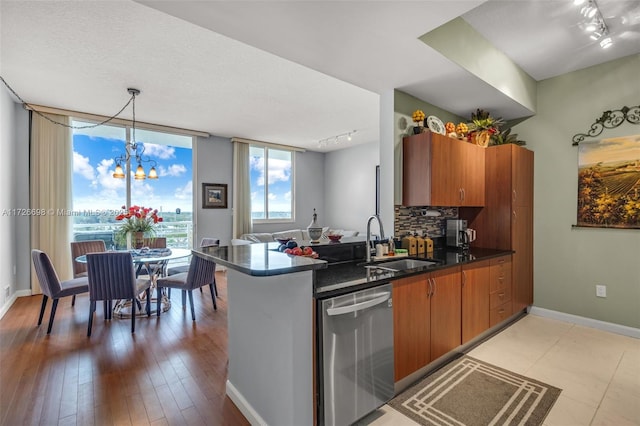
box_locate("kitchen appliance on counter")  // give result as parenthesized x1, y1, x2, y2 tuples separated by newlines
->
(447, 219, 471, 249)
(318, 283, 394, 426)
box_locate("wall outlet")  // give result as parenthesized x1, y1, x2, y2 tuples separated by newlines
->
(13, 265, 16, 276)
(596, 285, 607, 298)
(4, 286, 10, 299)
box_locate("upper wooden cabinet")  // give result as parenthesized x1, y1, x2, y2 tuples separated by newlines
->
(403, 132, 485, 207)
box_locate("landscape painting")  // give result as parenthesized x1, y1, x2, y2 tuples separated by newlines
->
(577, 134, 640, 229)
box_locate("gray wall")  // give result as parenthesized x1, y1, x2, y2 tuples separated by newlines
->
(0, 89, 30, 317)
(196, 140, 327, 239)
(514, 54, 640, 328)
(324, 141, 379, 235)
(0, 86, 18, 312)
(251, 149, 326, 234)
(195, 135, 234, 246)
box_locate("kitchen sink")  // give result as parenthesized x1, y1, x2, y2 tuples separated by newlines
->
(365, 259, 437, 272)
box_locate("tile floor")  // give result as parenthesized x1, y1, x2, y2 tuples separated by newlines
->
(362, 313, 640, 426)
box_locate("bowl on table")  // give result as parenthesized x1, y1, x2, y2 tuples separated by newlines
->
(327, 234, 343, 242)
(275, 237, 293, 245)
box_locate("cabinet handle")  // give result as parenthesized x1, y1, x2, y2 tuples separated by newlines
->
(462, 270, 466, 287)
(432, 277, 436, 297)
(513, 189, 517, 202)
(512, 211, 517, 222)
(427, 278, 432, 297)
(459, 188, 463, 202)
(499, 309, 505, 315)
(461, 188, 465, 201)
(497, 258, 505, 264)
(498, 292, 505, 298)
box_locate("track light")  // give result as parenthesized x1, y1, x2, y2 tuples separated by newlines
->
(600, 37, 613, 48)
(575, 0, 612, 49)
(318, 130, 357, 148)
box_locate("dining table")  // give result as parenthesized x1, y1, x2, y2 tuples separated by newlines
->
(76, 248, 192, 317)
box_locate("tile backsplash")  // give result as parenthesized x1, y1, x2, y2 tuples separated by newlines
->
(394, 206, 458, 238)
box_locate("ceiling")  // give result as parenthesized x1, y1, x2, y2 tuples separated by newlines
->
(1, 1, 639, 152)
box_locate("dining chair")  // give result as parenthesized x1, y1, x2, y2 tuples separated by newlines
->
(85, 252, 153, 336)
(31, 249, 89, 334)
(70, 240, 106, 307)
(138, 237, 167, 276)
(167, 237, 220, 297)
(156, 254, 217, 320)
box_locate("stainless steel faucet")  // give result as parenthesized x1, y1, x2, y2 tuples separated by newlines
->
(366, 215, 385, 262)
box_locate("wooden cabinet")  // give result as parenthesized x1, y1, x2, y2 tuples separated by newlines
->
(403, 132, 485, 207)
(461, 260, 491, 344)
(393, 274, 430, 381)
(462, 144, 533, 314)
(489, 255, 513, 327)
(393, 266, 461, 381)
(429, 267, 462, 360)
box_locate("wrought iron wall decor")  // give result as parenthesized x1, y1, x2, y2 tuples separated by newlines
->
(572, 104, 640, 146)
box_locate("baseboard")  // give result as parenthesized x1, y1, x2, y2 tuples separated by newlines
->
(226, 379, 268, 426)
(0, 290, 32, 320)
(529, 306, 640, 339)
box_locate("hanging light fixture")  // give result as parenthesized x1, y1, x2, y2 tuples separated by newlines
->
(113, 88, 159, 180)
(318, 130, 357, 148)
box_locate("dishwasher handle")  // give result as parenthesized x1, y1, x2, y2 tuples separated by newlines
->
(326, 292, 391, 316)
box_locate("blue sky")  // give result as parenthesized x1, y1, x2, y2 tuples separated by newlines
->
(72, 123, 192, 213)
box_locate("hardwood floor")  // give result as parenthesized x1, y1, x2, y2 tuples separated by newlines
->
(0, 271, 250, 426)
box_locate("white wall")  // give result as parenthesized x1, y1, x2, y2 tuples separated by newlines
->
(324, 141, 379, 234)
(0, 86, 18, 314)
(514, 54, 640, 328)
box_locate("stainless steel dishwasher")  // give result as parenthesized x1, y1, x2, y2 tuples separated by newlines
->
(320, 283, 394, 426)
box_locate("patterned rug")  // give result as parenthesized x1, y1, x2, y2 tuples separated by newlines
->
(389, 356, 561, 426)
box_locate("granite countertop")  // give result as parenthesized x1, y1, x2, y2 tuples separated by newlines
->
(192, 243, 328, 276)
(314, 247, 513, 298)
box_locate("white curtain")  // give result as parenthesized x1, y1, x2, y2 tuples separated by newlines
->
(232, 140, 252, 238)
(30, 112, 73, 292)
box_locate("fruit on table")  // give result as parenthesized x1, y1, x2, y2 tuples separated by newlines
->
(286, 240, 298, 249)
(303, 246, 313, 256)
(445, 122, 455, 133)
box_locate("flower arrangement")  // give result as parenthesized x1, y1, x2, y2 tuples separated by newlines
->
(466, 108, 525, 146)
(115, 205, 163, 244)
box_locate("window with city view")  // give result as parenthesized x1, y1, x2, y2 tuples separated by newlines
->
(250, 146, 294, 222)
(72, 121, 193, 248)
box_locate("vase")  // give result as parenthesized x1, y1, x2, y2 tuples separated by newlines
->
(132, 232, 145, 249)
(307, 209, 323, 243)
(413, 126, 424, 135)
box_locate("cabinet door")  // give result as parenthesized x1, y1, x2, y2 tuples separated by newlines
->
(460, 142, 486, 207)
(512, 145, 534, 207)
(430, 267, 462, 361)
(393, 275, 430, 381)
(462, 260, 490, 344)
(512, 205, 533, 312)
(431, 134, 462, 206)
(402, 134, 433, 206)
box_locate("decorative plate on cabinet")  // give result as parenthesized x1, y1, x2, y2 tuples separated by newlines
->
(427, 116, 446, 135)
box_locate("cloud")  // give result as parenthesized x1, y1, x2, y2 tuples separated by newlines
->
(142, 143, 175, 160)
(73, 151, 95, 180)
(174, 180, 193, 200)
(251, 156, 291, 186)
(158, 164, 187, 177)
(268, 192, 277, 201)
(96, 158, 125, 191)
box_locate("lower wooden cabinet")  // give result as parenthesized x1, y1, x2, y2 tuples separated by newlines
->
(461, 260, 491, 344)
(393, 266, 461, 382)
(393, 274, 430, 381)
(490, 255, 513, 327)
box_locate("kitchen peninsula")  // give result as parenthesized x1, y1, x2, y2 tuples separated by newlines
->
(193, 239, 514, 425)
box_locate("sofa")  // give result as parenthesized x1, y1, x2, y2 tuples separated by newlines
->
(239, 228, 359, 244)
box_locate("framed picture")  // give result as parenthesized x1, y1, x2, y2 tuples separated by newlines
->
(202, 183, 228, 209)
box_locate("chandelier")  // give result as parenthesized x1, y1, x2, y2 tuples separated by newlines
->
(113, 88, 158, 180)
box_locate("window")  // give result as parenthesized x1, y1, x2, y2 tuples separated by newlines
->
(71, 121, 193, 247)
(249, 146, 294, 222)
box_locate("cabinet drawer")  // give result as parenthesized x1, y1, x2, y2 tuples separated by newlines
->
(490, 256, 512, 293)
(490, 285, 512, 309)
(490, 302, 512, 327)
